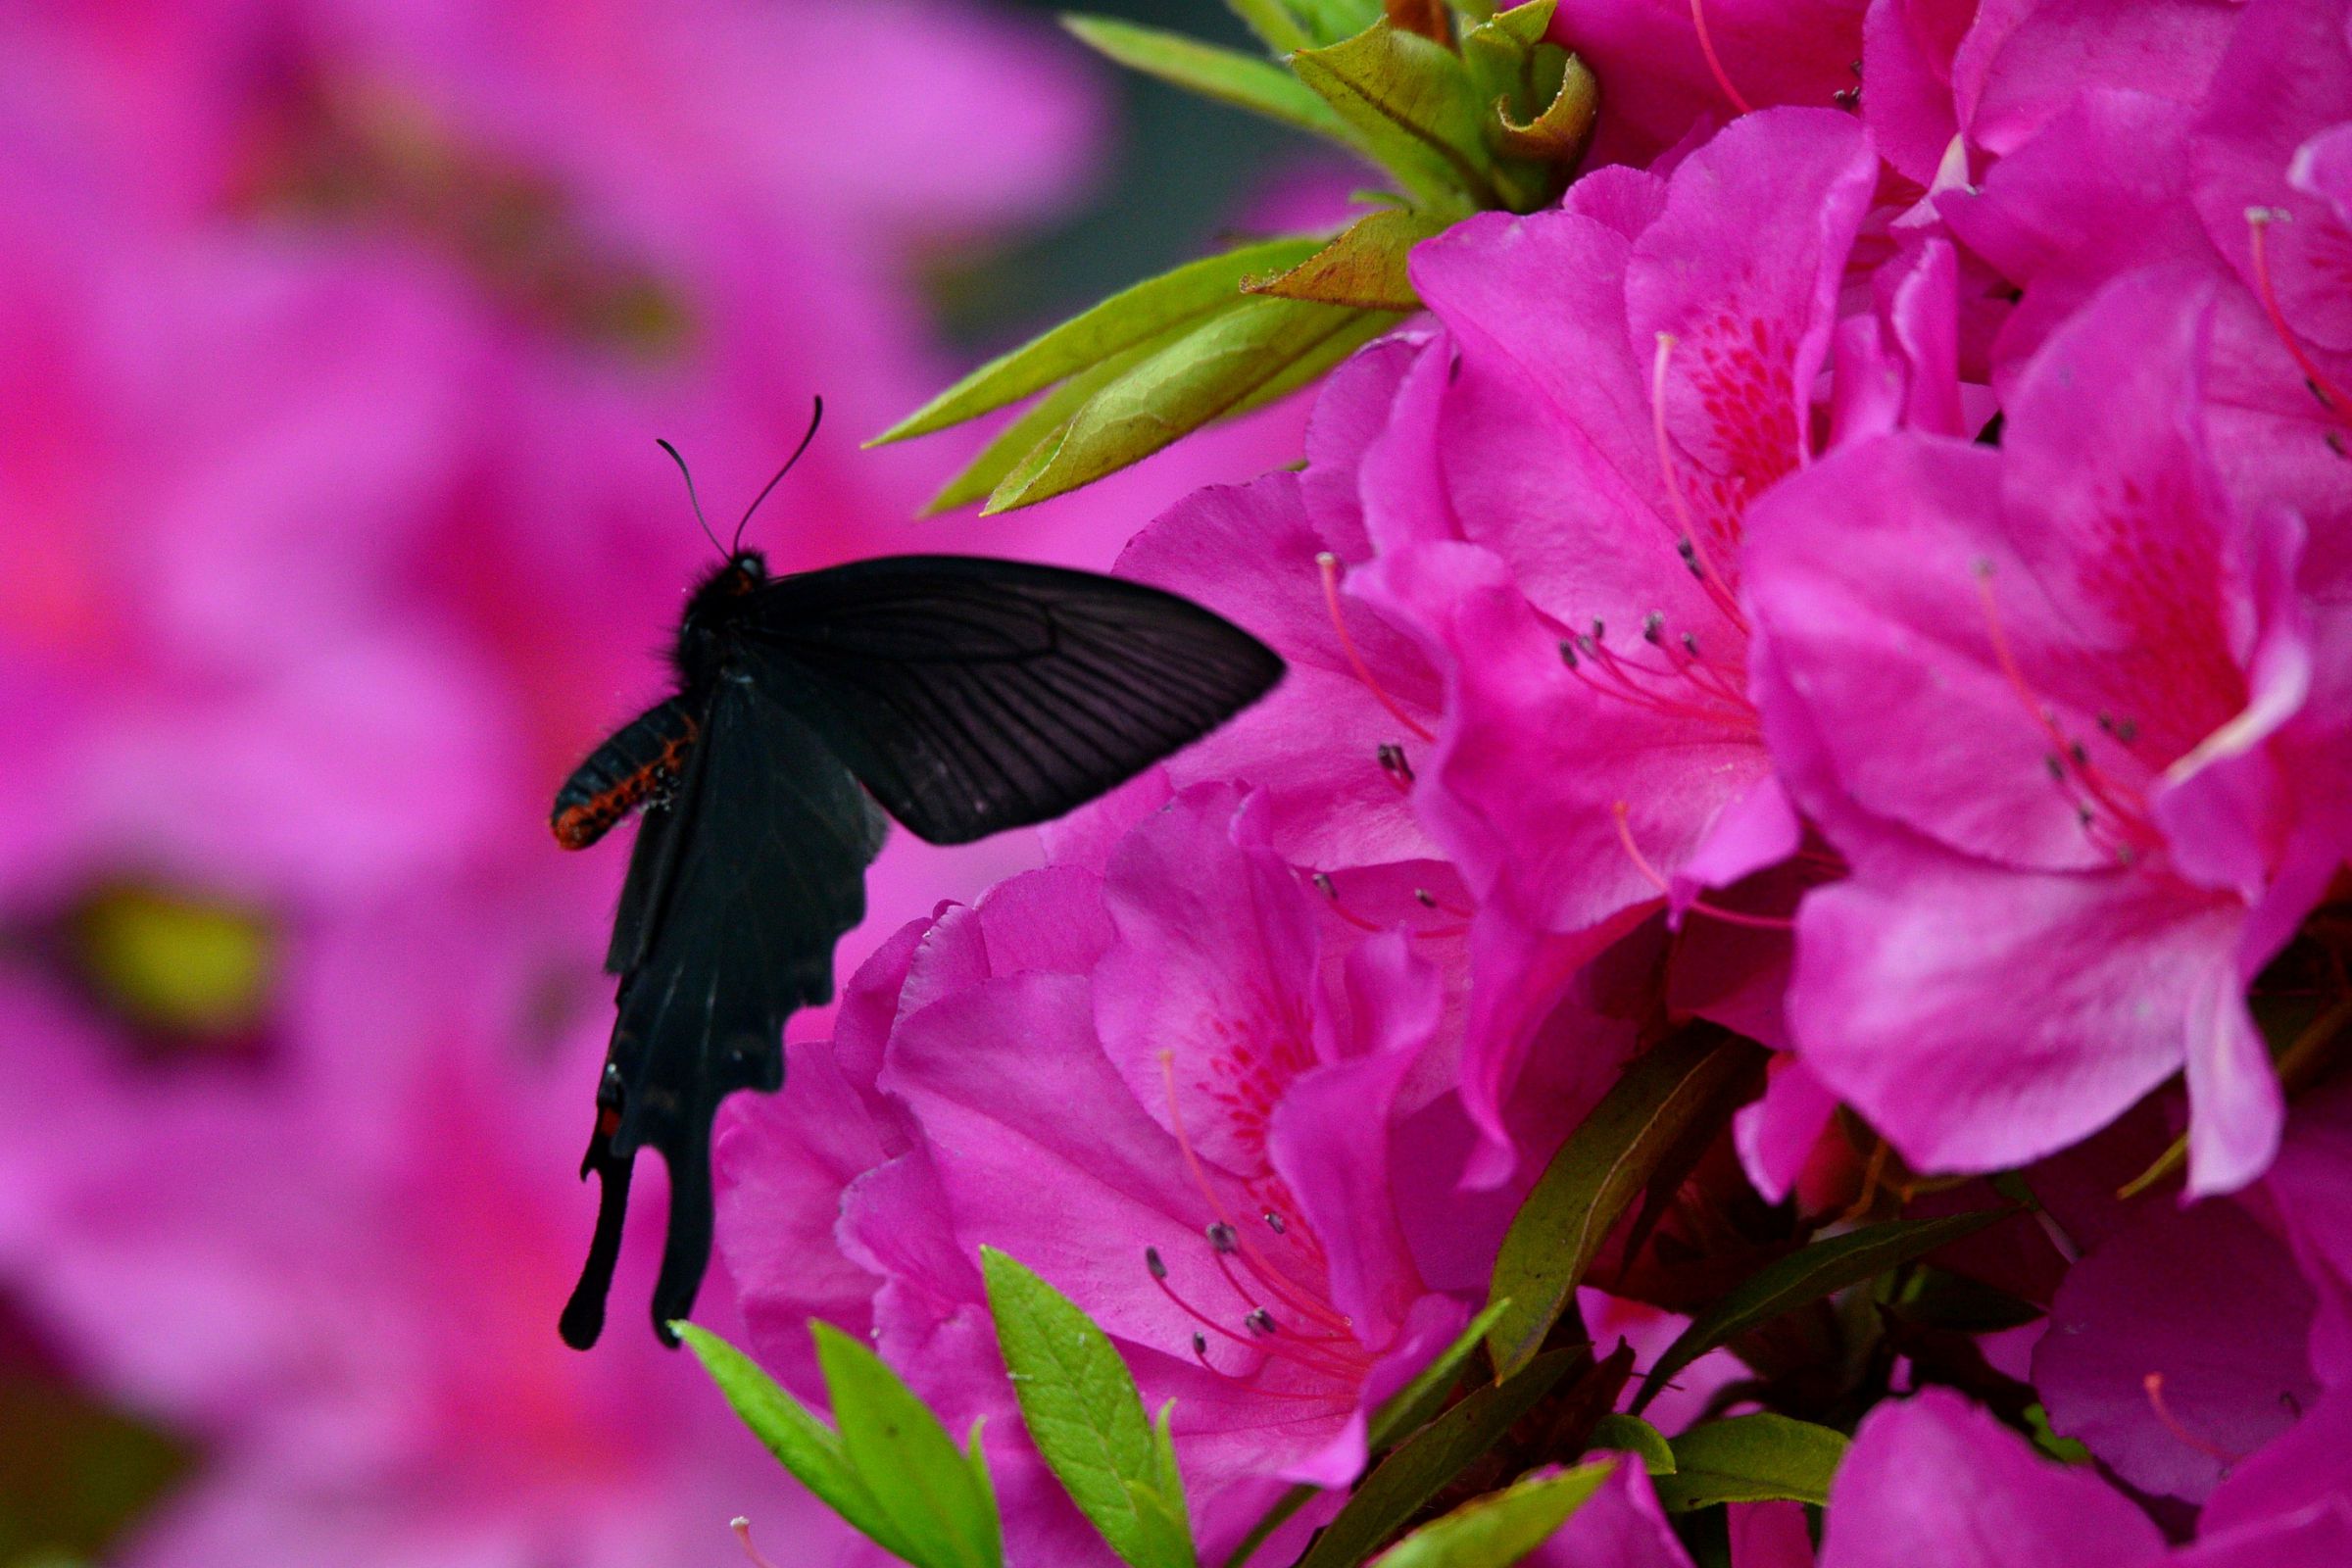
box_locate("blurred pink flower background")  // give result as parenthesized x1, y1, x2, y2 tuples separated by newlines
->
(0, 1, 1326, 1561)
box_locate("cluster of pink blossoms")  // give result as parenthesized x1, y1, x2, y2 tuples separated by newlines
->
(718, 0, 2352, 1562)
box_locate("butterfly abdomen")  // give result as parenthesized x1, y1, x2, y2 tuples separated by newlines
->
(552, 696, 702, 850)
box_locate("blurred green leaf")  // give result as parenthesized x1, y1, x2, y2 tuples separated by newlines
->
(982, 295, 1374, 512)
(1224, 0, 1315, 52)
(1487, 1028, 1766, 1379)
(674, 1324, 919, 1564)
(816, 1322, 1004, 1568)
(981, 1249, 1196, 1568)
(1651, 1414, 1848, 1512)
(1246, 208, 1442, 310)
(1064, 17, 1356, 144)
(1586, 1412, 1676, 1476)
(73, 886, 273, 1040)
(1290, 24, 1492, 215)
(1371, 1462, 1615, 1568)
(1294, 1348, 1584, 1568)
(1629, 1208, 2017, 1415)
(0, 1377, 190, 1567)
(874, 236, 1326, 445)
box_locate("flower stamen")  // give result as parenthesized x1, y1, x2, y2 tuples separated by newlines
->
(1611, 802, 1796, 931)
(1971, 563, 2163, 858)
(2143, 1373, 2242, 1466)
(1690, 0, 1755, 116)
(1651, 336, 1752, 634)
(2246, 208, 2352, 429)
(1319, 553, 1434, 742)
(732, 1519, 782, 1568)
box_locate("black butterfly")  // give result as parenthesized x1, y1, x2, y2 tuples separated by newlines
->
(552, 403, 1284, 1348)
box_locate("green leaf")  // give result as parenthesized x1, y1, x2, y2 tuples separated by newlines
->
(916, 322, 1183, 515)
(1651, 1414, 1848, 1512)
(873, 236, 1326, 444)
(1629, 1207, 2018, 1415)
(1224, 305, 1401, 418)
(674, 1323, 920, 1564)
(980, 1249, 1195, 1568)
(2024, 1403, 2094, 1466)
(1372, 1462, 1616, 1568)
(1224, 0, 1314, 52)
(815, 1321, 1004, 1568)
(1290, 24, 1492, 215)
(1487, 1028, 1766, 1379)
(1586, 1413, 1676, 1476)
(1370, 1298, 1512, 1450)
(1221, 1300, 1513, 1568)
(982, 295, 1371, 513)
(1245, 208, 1443, 310)
(1295, 1348, 1584, 1568)
(1064, 17, 1356, 145)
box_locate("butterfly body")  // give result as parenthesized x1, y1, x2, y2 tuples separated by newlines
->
(554, 542, 1281, 1349)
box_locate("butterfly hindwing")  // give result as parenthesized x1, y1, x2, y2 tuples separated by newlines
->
(562, 674, 885, 1348)
(735, 556, 1284, 845)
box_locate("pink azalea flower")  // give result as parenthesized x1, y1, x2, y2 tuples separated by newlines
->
(1747, 263, 2347, 1194)
(720, 784, 1609, 1558)
(1863, 0, 2242, 188)
(1318, 108, 1882, 1180)
(1821, 1388, 2352, 1568)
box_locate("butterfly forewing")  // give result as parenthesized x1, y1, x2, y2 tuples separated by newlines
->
(737, 556, 1284, 844)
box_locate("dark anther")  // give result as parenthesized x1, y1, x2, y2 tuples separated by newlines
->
(1245, 1308, 1277, 1336)
(1560, 640, 1580, 668)
(1681, 631, 1700, 657)
(1642, 612, 1665, 643)
(1263, 1210, 1288, 1234)
(2328, 431, 2348, 458)
(1377, 743, 1415, 782)
(1206, 1222, 1239, 1253)
(1146, 1247, 1167, 1280)
(1192, 1332, 1208, 1356)
(2045, 754, 2067, 781)
(1311, 872, 1338, 899)
(1412, 889, 1438, 908)
(2070, 741, 2090, 766)
(1591, 617, 1606, 641)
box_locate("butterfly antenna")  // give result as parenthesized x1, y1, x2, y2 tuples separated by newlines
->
(732, 395, 824, 553)
(657, 439, 728, 564)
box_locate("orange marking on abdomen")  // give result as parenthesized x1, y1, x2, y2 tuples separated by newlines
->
(551, 725, 697, 850)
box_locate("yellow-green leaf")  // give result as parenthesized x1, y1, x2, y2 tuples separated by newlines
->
(981, 1249, 1195, 1568)
(1064, 16, 1356, 145)
(1370, 1462, 1615, 1568)
(1587, 1412, 1676, 1476)
(815, 1322, 1004, 1568)
(1246, 208, 1443, 310)
(983, 295, 1372, 513)
(873, 236, 1326, 445)
(674, 1323, 920, 1565)
(1651, 1414, 1848, 1513)
(1290, 23, 1492, 215)
(1294, 1348, 1584, 1568)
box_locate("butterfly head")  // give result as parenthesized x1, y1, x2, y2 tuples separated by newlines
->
(675, 550, 767, 681)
